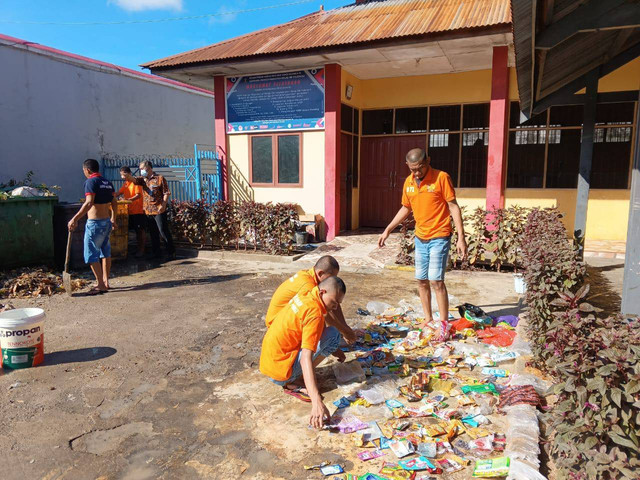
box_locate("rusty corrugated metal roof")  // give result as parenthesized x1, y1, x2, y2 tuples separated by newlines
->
(143, 0, 511, 69)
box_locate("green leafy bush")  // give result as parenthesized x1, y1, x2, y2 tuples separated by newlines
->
(169, 200, 210, 248)
(169, 199, 298, 254)
(520, 208, 640, 479)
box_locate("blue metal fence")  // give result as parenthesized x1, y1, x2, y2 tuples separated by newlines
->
(102, 145, 223, 203)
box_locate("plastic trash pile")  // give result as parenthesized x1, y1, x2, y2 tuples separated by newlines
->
(315, 299, 548, 480)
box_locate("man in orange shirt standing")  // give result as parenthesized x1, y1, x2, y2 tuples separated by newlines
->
(265, 255, 356, 346)
(378, 148, 467, 331)
(117, 167, 146, 258)
(260, 276, 346, 428)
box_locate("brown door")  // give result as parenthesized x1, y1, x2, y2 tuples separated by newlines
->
(360, 135, 426, 227)
(339, 133, 353, 231)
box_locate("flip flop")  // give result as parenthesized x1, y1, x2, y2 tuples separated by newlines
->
(283, 387, 311, 403)
(86, 287, 106, 296)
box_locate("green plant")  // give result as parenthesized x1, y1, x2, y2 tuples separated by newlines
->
(260, 203, 299, 255)
(520, 207, 640, 479)
(169, 200, 210, 247)
(210, 200, 239, 249)
(236, 201, 267, 250)
(466, 207, 488, 266)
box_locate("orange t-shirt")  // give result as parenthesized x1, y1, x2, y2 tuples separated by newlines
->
(259, 287, 327, 382)
(265, 267, 318, 328)
(118, 181, 144, 215)
(401, 167, 456, 241)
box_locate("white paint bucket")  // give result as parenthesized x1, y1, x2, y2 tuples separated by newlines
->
(0, 308, 45, 369)
(513, 273, 527, 295)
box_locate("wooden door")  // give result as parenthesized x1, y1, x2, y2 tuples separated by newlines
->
(359, 135, 426, 227)
(340, 133, 353, 231)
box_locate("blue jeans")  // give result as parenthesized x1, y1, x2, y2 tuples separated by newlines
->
(414, 235, 451, 281)
(84, 218, 112, 264)
(270, 326, 341, 386)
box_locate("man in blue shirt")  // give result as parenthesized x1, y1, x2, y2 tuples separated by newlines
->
(68, 159, 117, 295)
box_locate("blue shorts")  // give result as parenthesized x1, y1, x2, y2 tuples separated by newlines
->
(269, 326, 341, 386)
(84, 218, 112, 264)
(414, 235, 451, 281)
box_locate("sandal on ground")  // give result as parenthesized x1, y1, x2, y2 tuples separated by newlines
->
(86, 287, 107, 296)
(283, 386, 311, 403)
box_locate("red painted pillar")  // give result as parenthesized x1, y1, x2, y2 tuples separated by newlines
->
(213, 75, 229, 201)
(324, 64, 341, 241)
(486, 46, 509, 210)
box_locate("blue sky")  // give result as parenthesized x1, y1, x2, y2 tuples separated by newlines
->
(0, 0, 347, 71)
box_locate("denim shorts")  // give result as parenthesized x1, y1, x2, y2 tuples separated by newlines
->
(269, 326, 341, 386)
(414, 235, 451, 281)
(84, 218, 112, 264)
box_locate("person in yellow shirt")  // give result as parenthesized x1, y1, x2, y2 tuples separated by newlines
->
(378, 148, 467, 329)
(260, 276, 346, 429)
(265, 255, 356, 346)
(117, 166, 146, 258)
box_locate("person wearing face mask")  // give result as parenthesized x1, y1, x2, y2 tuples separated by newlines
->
(259, 276, 346, 429)
(123, 161, 175, 259)
(378, 148, 467, 336)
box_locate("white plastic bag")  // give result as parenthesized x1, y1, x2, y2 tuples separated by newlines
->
(366, 301, 392, 315)
(506, 459, 547, 480)
(333, 361, 366, 385)
(504, 404, 541, 467)
(508, 373, 551, 396)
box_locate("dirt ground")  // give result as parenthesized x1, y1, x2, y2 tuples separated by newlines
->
(1, 255, 529, 480)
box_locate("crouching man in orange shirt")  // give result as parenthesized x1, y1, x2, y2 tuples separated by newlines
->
(265, 255, 356, 350)
(260, 276, 346, 429)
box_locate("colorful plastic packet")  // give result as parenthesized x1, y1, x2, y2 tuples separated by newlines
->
(398, 456, 437, 471)
(386, 399, 406, 409)
(481, 367, 510, 377)
(398, 385, 423, 402)
(491, 351, 518, 363)
(416, 441, 437, 458)
(436, 441, 454, 455)
(472, 457, 510, 477)
(378, 462, 415, 480)
(358, 450, 386, 461)
(468, 435, 494, 453)
(330, 414, 369, 434)
(359, 474, 389, 480)
(493, 433, 506, 452)
(428, 378, 454, 394)
(456, 394, 476, 406)
(389, 439, 415, 458)
(304, 461, 330, 470)
(461, 383, 499, 395)
(319, 464, 344, 476)
(333, 396, 352, 409)
(466, 427, 492, 439)
(436, 457, 464, 473)
(422, 424, 446, 437)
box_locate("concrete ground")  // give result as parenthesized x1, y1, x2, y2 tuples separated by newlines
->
(0, 251, 533, 480)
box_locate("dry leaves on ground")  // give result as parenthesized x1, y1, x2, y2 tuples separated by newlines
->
(0, 268, 88, 298)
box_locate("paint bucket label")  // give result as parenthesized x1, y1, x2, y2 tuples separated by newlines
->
(0, 318, 45, 369)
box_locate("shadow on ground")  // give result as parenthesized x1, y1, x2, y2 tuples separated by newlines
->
(586, 261, 624, 313)
(100, 274, 246, 292)
(44, 347, 117, 366)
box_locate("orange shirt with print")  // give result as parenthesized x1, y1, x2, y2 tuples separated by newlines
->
(118, 181, 144, 215)
(265, 267, 318, 328)
(401, 167, 456, 240)
(259, 287, 326, 382)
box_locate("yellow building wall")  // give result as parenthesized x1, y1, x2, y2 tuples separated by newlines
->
(575, 57, 640, 93)
(227, 131, 326, 216)
(455, 189, 630, 241)
(357, 67, 519, 109)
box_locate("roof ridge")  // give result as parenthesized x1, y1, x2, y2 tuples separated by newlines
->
(142, 7, 331, 67)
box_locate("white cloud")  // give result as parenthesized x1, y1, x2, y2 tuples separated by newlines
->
(208, 2, 245, 25)
(112, 0, 183, 12)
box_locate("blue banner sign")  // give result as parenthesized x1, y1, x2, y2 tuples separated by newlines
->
(226, 69, 325, 134)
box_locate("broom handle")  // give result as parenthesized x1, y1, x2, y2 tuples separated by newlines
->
(65, 231, 72, 273)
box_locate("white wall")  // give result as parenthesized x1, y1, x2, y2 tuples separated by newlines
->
(0, 45, 214, 202)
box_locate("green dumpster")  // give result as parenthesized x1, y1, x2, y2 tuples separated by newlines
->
(0, 197, 58, 268)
